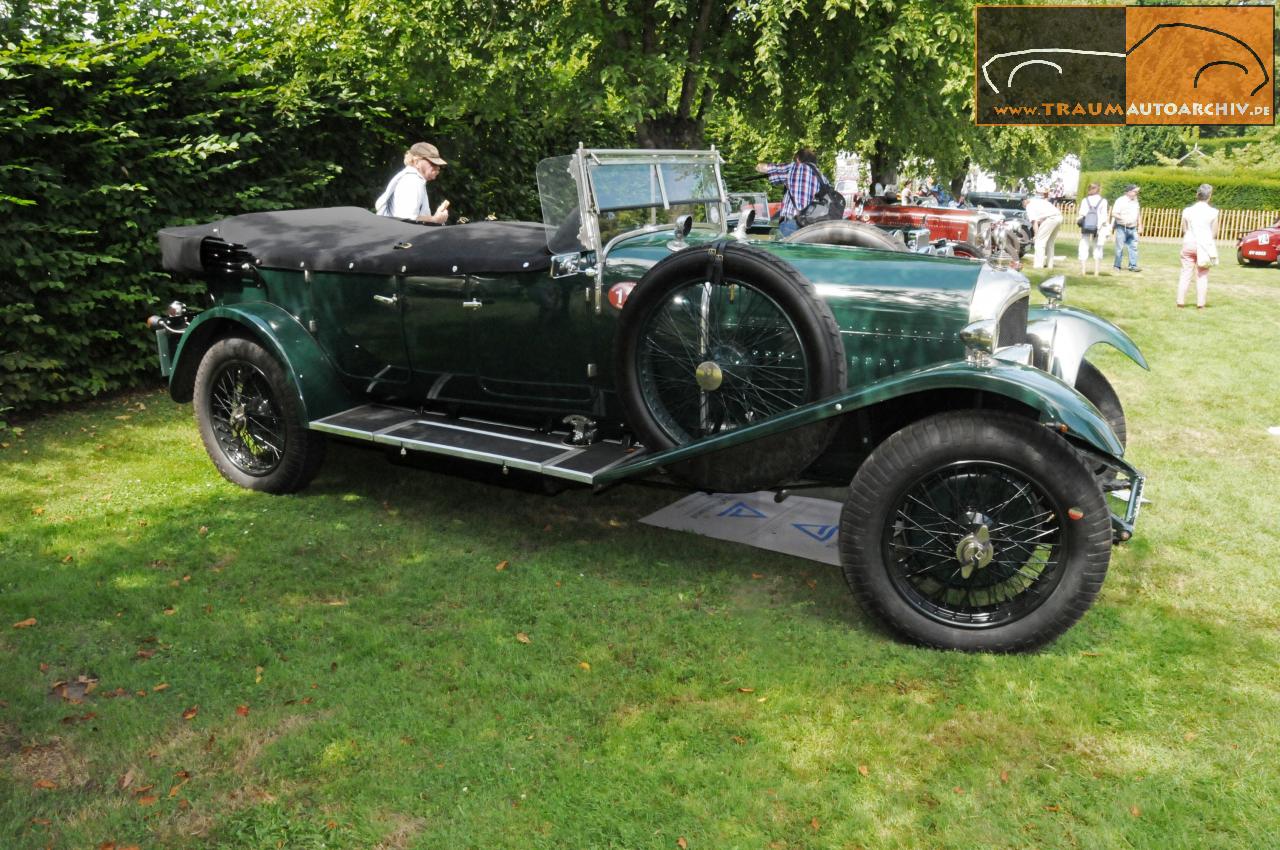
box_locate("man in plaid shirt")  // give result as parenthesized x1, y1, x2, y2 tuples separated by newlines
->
(755, 148, 821, 238)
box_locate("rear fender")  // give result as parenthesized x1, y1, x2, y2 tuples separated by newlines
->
(169, 303, 353, 424)
(599, 359, 1124, 483)
(1028, 304, 1148, 386)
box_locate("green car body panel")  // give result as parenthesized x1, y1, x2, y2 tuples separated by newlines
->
(170, 302, 355, 423)
(596, 357, 1126, 484)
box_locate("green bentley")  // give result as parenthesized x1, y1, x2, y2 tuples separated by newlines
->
(150, 147, 1147, 652)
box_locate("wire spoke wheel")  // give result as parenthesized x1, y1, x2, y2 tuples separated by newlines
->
(840, 411, 1111, 652)
(886, 460, 1066, 628)
(615, 243, 846, 493)
(637, 280, 810, 444)
(207, 359, 286, 476)
(193, 335, 325, 493)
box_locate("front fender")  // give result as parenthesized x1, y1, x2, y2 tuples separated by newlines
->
(599, 358, 1123, 483)
(170, 303, 354, 424)
(1028, 304, 1148, 386)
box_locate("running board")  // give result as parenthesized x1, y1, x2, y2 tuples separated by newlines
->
(310, 404, 645, 484)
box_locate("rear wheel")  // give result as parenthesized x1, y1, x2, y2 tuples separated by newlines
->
(193, 335, 326, 493)
(840, 411, 1110, 652)
(616, 244, 846, 492)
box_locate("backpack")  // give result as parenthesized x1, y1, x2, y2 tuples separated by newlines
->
(1078, 197, 1102, 234)
(796, 166, 847, 228)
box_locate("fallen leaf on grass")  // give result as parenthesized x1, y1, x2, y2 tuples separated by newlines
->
(1044, 804, 1061, 812)
(235, 705, 249, 717)
(578, 661, 591, 671)
(1000, 769, 1010, 783)
(858, 764, 869, 776)
(255, 665, 264, 684)
(61, 554, 74, 563)
(732, 736, 746, 745)
(181, 706, 198, 721)
(162, 607, 176, 616)
(810, 817, 820, 831)
(61, 712, 97, 725)
(1130, 805, 1141, 817)
(805, 579, 817, 589)
(197, 526, 208, 537)
(118, 769, 135, 790)
(33, 779, 57, 790)
(515, 632, 531, 644)
(136, 649, 155, 659)
(495, 560, 509, 571)
(33, 506, 44, 516)
(137, 795, 158, 806)
(153, 683, 168, 692)
(953, 786, 965, 795)
(751, 573, 765, 580)
(30, 817, 51, 825)
(676, 838, 688, 849)
(737, 687, 755, 693)
(132, 784, 155, 795)
(12, 618, 36, 629)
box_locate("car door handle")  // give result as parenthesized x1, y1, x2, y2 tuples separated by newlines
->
(373, 294, 398, 306)
(462, 299, 483, 310)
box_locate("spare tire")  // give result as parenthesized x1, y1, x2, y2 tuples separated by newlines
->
(615, 243, 847, 492)
(782, 219, 906, 252)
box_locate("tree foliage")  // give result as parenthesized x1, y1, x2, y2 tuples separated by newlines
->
(3, 0, 1084, 415)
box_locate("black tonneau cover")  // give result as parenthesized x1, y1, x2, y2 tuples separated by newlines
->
(159, 207, 553, 277)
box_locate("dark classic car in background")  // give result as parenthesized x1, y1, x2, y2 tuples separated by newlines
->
(1237, 220, 1280, 266)
(965, 191, 1035, 255)
(150, 148, 1147, 652)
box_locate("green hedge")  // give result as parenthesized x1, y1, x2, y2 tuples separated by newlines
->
(1077, 169, 1280, 210)
(1196, 136, 1260, 157)
(0, 30, 399, 416)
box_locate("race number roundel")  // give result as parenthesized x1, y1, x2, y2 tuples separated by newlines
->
(608, 281, 637, 310)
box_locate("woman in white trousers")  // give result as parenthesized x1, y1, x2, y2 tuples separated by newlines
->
(1177, 184, 1218, 309)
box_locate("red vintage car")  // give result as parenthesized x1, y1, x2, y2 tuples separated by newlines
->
(1237, 221, 1280, 266)
(855, 200, 1003, 255)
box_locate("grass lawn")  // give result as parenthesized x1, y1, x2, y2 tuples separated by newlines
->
(2, 238, 1279, 849)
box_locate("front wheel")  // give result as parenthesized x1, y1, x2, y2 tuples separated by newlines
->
(193, 335, 326, 493)
(839, 411, 1111, 652)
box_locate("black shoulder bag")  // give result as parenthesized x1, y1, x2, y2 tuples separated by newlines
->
(796, 166, 846, 228)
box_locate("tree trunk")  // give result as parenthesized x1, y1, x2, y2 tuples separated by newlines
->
(636, 115, 706, 149)
(869, 142, 898, 190)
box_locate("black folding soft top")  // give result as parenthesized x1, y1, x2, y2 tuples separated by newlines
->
(159, 207, 554, 277)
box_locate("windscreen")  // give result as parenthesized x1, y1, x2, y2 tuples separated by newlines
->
(537, 155, 588, 255)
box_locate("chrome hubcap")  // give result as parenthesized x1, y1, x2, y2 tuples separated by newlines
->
(955, 511, 995, 579)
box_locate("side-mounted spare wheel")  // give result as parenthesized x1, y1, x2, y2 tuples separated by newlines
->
(839, 411, 1111, 653)
(782, 219, 907, 252)
(193, 335, 326, 493)
(615, 243, 847, 492)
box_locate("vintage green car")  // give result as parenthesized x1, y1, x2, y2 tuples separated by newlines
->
(151, 147, 1147, 652)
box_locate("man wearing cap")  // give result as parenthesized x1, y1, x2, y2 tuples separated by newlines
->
(1111, 183, 1142, 272)
(375, 142, 451, 224)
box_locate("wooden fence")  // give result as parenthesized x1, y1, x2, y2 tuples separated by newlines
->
(1055, 201, 1278, 240)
